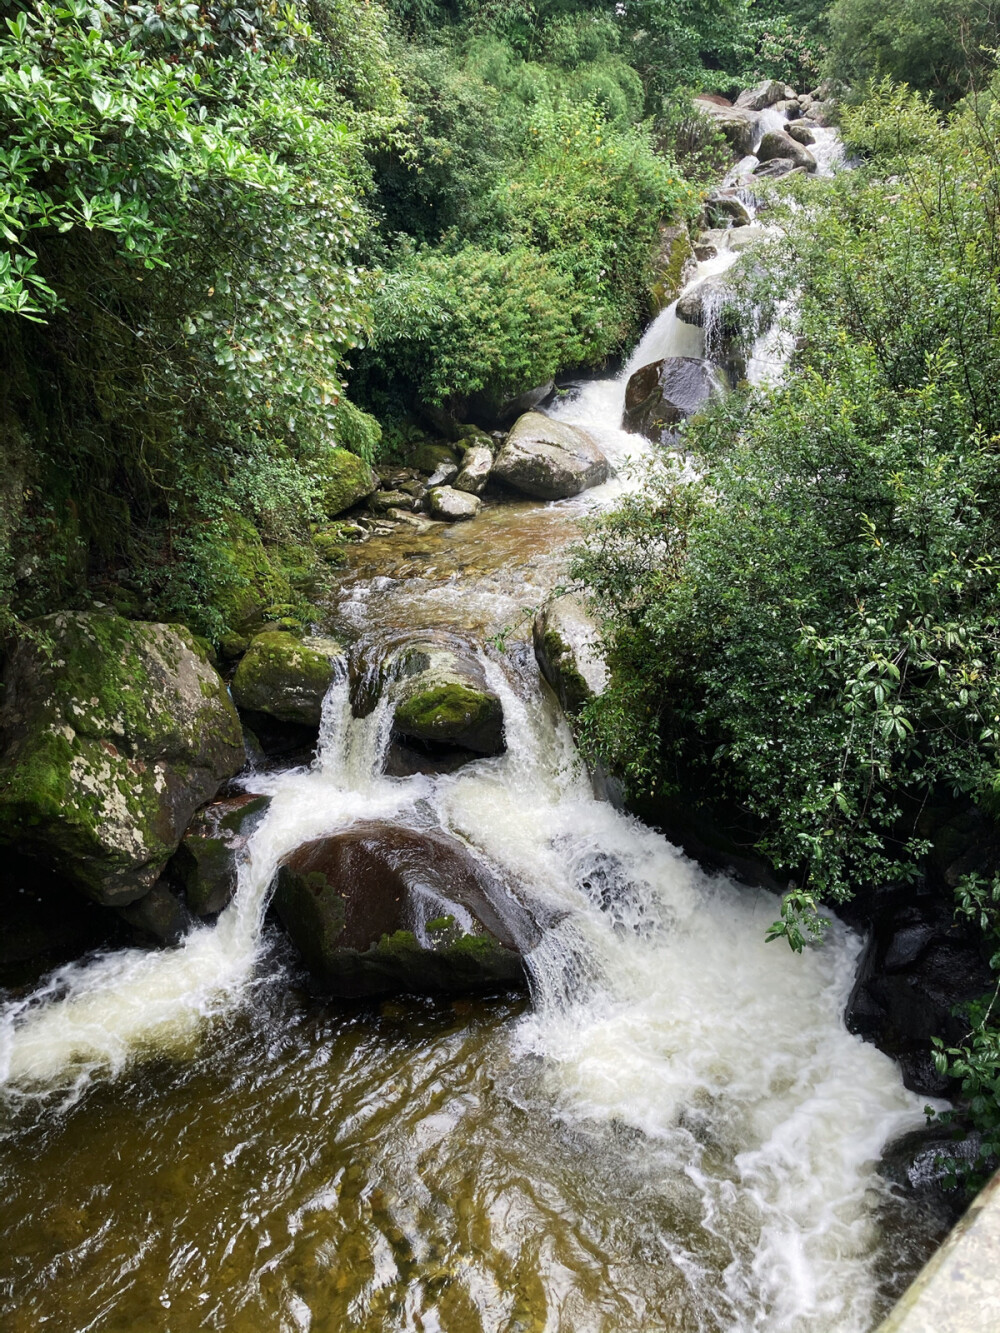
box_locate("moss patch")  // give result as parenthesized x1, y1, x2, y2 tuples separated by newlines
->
(316, 447, 378, 517)
(230, 631, 343, 727)
(394, 682, 503, 754)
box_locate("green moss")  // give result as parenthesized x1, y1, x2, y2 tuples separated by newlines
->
(411, 442, 460, 474)
(213, 514, 293, 636)
(230, 630, 343, 726)
(316, 447, 377, 517)
(395, 683, 500, 739)
(649, 225, 694, 315)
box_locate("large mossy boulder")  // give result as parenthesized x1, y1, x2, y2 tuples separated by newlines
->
(316, 447, 378, 517)
(213, 513, 293, 635)
(272, 823, 533, 996)
(230, 631, 344, 728)
(0, 612, 245, 905)
(533, 594, 608, 717)
(492, 412, 609, 500)
(622, 357, 725, 442)
(169, 791, 271, 916)
(390, 641, 504, 757)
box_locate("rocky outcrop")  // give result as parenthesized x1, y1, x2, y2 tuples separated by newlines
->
(692, 97, 757, 157)
(0, 612, 245, 905)
(735, 80, 792, 111)
(272, 824, 533, 995)
(427, 486, 481, 521)
(533, 595, 607, 716)
(392, 641, 504, 757)
(169, 791, 271, 916)
(316, 447, 378, 517)
(493, 412, 609, 500)
(757, 130, 816, 172)
(622, 357, 725, 441)
(230, 631, 344, 728)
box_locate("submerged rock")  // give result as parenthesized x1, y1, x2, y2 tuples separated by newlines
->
(316, 447, 378, 517)
(622, 356, 725, 441)
(534, 594, 608, 716)
(757, 130, 816, 172)
(427, 486, 481, 521)
(169, 791, 271, 916)
(0, 612, 245, 905)
(493, 412, 609, 500)
(272, 824, 532, 996)
(230, 631, 344, 728)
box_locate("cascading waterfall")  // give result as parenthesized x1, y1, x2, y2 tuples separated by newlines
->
(0, 119, 934, 1333)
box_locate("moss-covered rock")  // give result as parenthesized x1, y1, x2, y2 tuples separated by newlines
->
(272, 823, 533, 996)
(533, 594, 608, 718)
(649, 223, 696, 314)
(169, 791, 270, 916)
(213, 514, 294, 636)
(391, 642, 504, 755)
(0, 612, 245, 905)
(316, 446, 378, 517)
(230, 631, 344, 728)
(412, 441, 460, 475)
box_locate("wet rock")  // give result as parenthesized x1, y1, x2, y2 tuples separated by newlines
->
(368, 489, 416, 514)
(735, 80, 790, 111)
(392, 642, 504, 756)
(650, 223, 696, 313)
(622, 357, 725, 442)
(385, 508, 436, 533)
(757, 130, 816, 172)
(692, 98, 757, 157)
(0, 612, 245, 906)
(427, 486, 481, 521)
(534, 594, 608, 716)
(231, 631, 344, 728)
(117, 881, 193, 945)
(752, 158, 804, 180)
(774, 98, 801, 119)
(272, 824, 532, 996)
(676, 275, 741, 338)
(704, 191, 752, 228)
(493, 412, 609, 500)
(453, 445, 493, 496)
(846, 892, 993, 1096)
(316, 447, 378, 517)
(169, 792, 271, 916)
(785, 121, 815, 146)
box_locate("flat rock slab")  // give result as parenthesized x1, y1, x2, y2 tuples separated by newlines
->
(493, 412, 609, 500)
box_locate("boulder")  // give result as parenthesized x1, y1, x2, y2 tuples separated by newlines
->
(169, 792, 271, 916)
(469, 381, 554, 428)
(368, 489, 416, 514)
(752, 158, 804, 180)
(676, 275, 740, 338)
(533, 595, 608, 716)
(427, 486, 481, 521)
(272, 824, 533, 995)
(0, 612, 245, 906)
(649, 223, 696, 313)
(704, 191, 752, 228)
(757, 130, 816, 172)
(785, 121, 815, 146)
(735, 80, 788, 111)
(622, 357, 725, 441)
(493, 412, 609, 500)
(774, 98, 801, 119)
(117, 882, 193, 945)
(453, 445, 493, 496)
(230, 631, 344, 728)
(427, 459, 459, 487)
(316, 447, 378, 517)
(412, 441, 461, 474)
(692, 98, 757, 157)
(392, 642, 504, 756)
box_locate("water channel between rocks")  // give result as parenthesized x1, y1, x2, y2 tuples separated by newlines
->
(0, 128, 950, 1333)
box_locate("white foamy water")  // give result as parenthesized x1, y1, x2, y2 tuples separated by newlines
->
(0, 118, 930, 1330)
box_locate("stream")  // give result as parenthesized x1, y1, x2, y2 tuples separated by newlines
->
(0, 127, 949, 1333)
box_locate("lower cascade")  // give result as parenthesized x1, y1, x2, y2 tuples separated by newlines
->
(0, 123, 950, 1333)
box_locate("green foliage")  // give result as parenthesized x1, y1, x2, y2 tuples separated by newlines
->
(825, 0, 999, 105)
(576, 84, 1000, 925)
